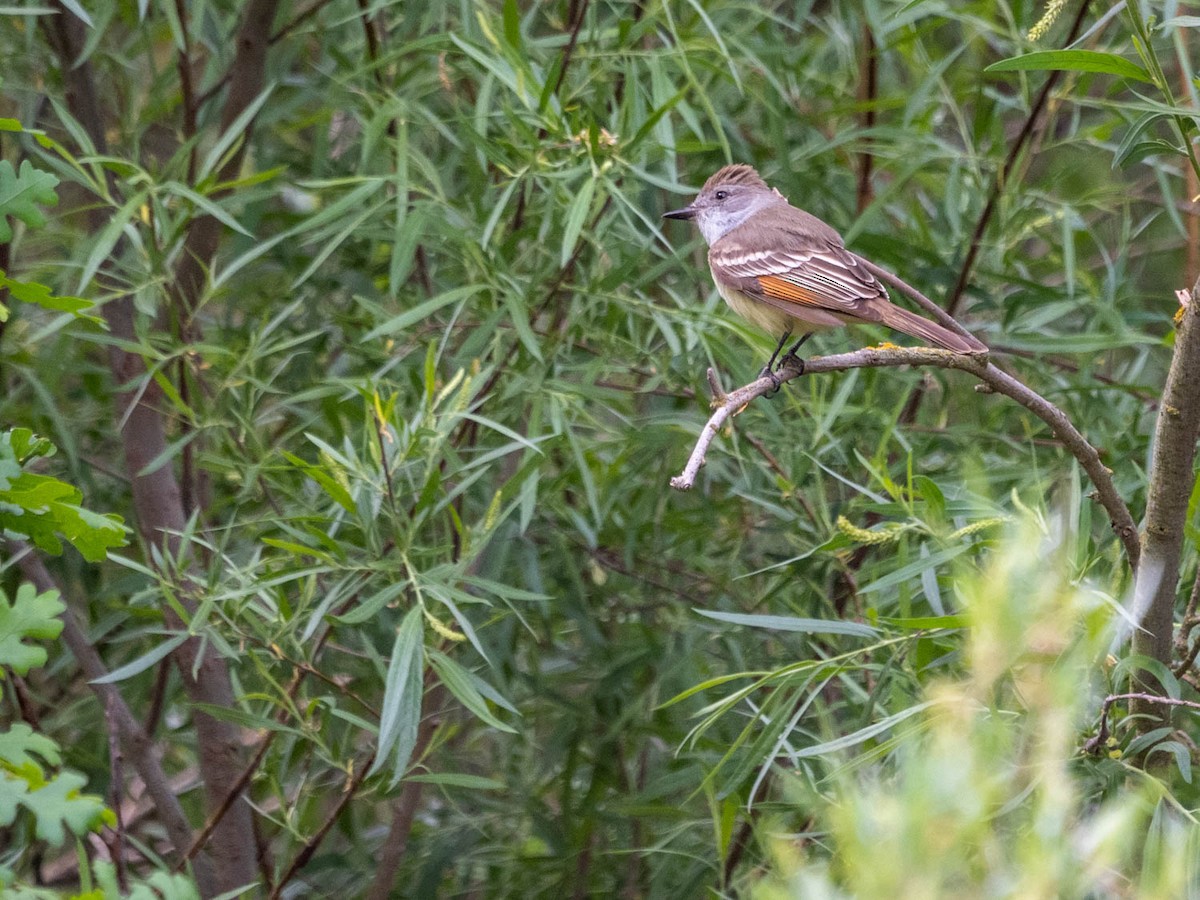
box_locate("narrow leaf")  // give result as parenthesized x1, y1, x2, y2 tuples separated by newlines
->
(560, 175, 596, 267)
(694, 609, 879, 639)
(362, 285, 486, 341)
(985, 50, 1151, 83)
(91, 633, 189, 684)
(369, 607, 424, 786)
(792, 701, 935, 759)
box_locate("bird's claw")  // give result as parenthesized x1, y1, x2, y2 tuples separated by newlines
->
(757, 365, 783, 396)
(778, 352, 805, 376)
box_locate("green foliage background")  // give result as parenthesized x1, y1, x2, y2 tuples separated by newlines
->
(2, 0, 1199, 896)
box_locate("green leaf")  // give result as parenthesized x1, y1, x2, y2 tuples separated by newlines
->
(370, 607, 425, 787)
(857, 544, 970, 596)
(361, 284, 487, 342)
(56, 0, 92, 26)
(161, 182, 253, 237)
(90, 633, 189, 684)
(1161, 15, 1200, 28)
(1149, 740, 1193, 784)
(0, 160, 59, 242)
(76, 189, 146, 293)
(7, 428, 54, 462)
(0, 722, 61, 773)
(24, 771, 114, 846)
(501, 291, 544, 362)
(335, 581, 409, 625)
(792, 701, 936, 759)
(281, 449, 357, 515)
(694, 609, 879, 639)
(501, 0, 521, 49)
(0, 768, 32, 830)
(405, 772, 506, 790)
(984, 50, 1151, 83)
(876, 614, 969, 630)
(0, 273, 99, 323)
(196, 85, 276, 184)
(428, 649, 517, 733)
(42, 502, 126, 563)
(0, 431, 127, 560)
(560, 175, 597, 267)
(0, 585, 64, 675)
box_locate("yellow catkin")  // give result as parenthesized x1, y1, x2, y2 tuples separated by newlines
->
(946, 517, 1009, 541)
(1009, 489, 1037, 521)
(1028, 0, 1066, 41)
(424, 608, 466, 642)
(450, 373, 474, 415)
(483, 489, 502, 532)
(836, 515, 907, 545)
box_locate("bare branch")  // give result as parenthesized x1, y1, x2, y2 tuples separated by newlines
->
(669, 346, 1140, 571)
(1084, 691, 1200, 755)
(267, 753, 375, 899)
(1131, 291, 1200, 717)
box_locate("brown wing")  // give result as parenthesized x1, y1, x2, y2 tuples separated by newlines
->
(709, 235, 889, 326)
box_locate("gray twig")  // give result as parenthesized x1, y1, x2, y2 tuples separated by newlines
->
(670, 346, 1140, 572)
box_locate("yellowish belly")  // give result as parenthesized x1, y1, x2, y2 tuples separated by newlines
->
(714, 280, 837, 337)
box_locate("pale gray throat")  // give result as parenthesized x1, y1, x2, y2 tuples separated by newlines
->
(696, 194, 782, 246)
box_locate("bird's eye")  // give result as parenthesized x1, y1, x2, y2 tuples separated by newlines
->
(714, 190, 728, 201)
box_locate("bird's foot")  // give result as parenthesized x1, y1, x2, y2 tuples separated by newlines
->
(757, 365, 783, 396)
(777, 352, 806, 377)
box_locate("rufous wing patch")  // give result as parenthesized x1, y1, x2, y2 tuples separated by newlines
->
(756, 274, 825, 307)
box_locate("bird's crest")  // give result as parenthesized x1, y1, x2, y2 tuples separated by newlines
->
(703, 164, 769, 193)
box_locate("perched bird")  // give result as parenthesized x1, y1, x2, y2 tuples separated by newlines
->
(663, 164, 986, 380)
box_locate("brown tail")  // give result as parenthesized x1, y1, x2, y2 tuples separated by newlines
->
(876, 303, 987, 354)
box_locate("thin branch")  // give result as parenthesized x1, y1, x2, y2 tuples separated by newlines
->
(945, 0, 1093, 319)
(854, 19, 877, 215)
(173, 0, 198, 182)
(741, 430, 820, 526)
(1172, 564, 1200, 675)
(195, 0, 335, 111)
(8, 542, 215, 897)
(897, 1, 1095, 426)
(271, 0, 338, 44)
(1175, 629, 1200, 680)
(511, 0, 592, 233)
(267, 752, 375, 899)
(453, 196, 614, 451)
(180, 667, 304, 866)
(721, 770, 773, 889)
(173, 0, 281, 319)
(356, 0, 385, 87)
(553, 0, 591, 98)
(105, 694, 130, 893)
(988, 342, 1161, 407)
(1182, 60, 1200, 286)
(669, 345, 1140, 572)
(1084, 691, 1200, 755)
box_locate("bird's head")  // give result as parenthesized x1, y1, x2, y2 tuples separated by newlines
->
(663, 164, 782, 245)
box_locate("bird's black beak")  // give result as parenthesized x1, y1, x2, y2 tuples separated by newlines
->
(662, 204, 697, 221)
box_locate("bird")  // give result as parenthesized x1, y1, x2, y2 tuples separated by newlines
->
(663, 164, 986, 383)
